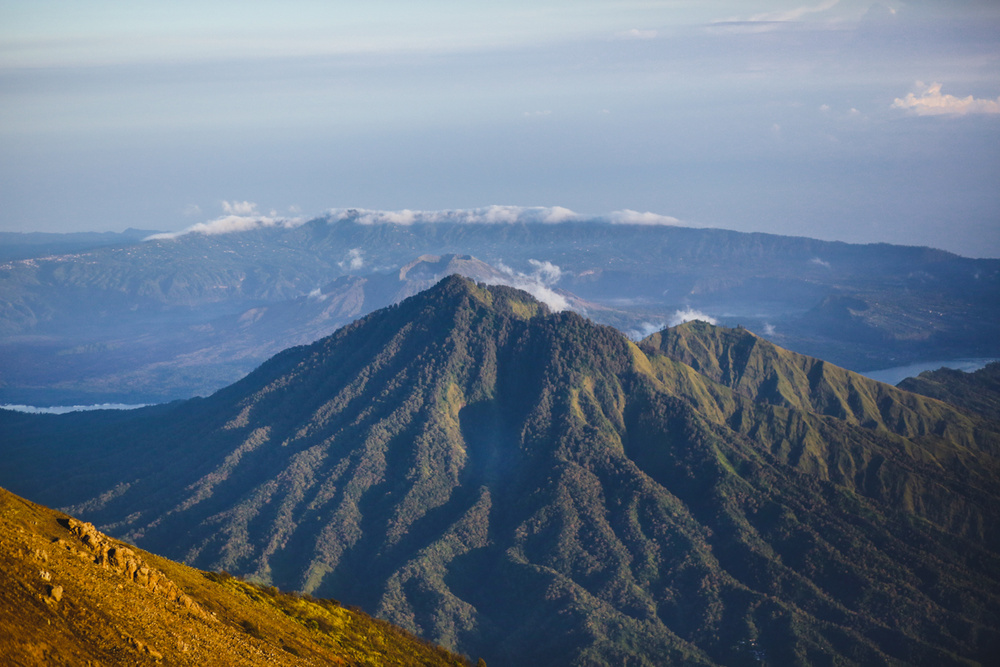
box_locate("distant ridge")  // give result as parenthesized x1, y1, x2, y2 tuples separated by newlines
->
(899, 362, 1000, 422)
(3, 215, 997, 404)
(643, 321, 995, 449)
(2, 276, 1000, 666)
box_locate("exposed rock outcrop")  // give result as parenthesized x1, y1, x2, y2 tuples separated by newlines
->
(63, 517, 206, 618)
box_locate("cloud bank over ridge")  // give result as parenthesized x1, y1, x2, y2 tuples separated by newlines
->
(146, 201, 303, 240)
(330, 206, 681, 227)
(148, 205, 683, 240)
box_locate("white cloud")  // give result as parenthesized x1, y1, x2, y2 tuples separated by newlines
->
(147, 199, 307, 240)
(892, 82, 1000, 117)
(607, 210, 681, 226)
(308, 287, 327, 301)
(490, 261, 570, 312)
(222, 200, 258, 216)
(810, 257, 831, 268)
(762, 323, 777, 336)
(378, 210, 419, 225)
(338, 248, 365, 271)
(330, 206, 585, 226)
(527, 259, 562, 285)
(626, 321, 666, 340)
(152, 205, 686, 241)
(541, 206, 579, 223)
(669, 308, 717, 327)
(145, 212, 302, 241)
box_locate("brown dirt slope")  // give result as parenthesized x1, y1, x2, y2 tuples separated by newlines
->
(0, 486, 473, 666)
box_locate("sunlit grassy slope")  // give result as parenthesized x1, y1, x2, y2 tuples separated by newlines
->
(0, 487, 474, 666)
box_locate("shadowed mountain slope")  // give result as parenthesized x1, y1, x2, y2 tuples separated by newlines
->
(898, 362, 1000, 423)
(2, 276, 1000, 666)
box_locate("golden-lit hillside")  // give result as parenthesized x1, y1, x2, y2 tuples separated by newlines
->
(0, 487, 474, 666)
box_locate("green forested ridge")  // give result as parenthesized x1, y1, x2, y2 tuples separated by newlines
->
(898, 362, 1000, 423)
(2, 275, 999, 666)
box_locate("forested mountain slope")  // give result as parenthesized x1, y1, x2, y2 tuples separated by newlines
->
(898, 362, 1000, 423)
(2, 276, 999, 666)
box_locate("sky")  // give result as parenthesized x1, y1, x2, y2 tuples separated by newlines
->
(1, 1, 999, 257)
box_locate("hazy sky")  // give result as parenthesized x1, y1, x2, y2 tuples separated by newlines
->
(2, 1, 999, 256)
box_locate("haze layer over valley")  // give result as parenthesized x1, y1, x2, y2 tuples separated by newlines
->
(2, 208, 997, 407)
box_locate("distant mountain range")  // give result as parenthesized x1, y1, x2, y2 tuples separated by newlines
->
(3, 276, 998, 666)
(1, 213, 998, 404)
(0, 228, 161, 262)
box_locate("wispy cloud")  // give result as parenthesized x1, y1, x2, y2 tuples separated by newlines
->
(626, 321, 666, 341)
(527, 259, 562, 284)
(490, 259, 570, 312)
(709, 0, 847, 33)
(148, 206, 688, 240)
(331, 206, 684, 227)
(146, 201, 302, 240)
(747, 0, 841, 23)
(221, 200, 258, 216)
(669, 308, 717, 327)
(607, 210, 681, 226)
(330, 206, 583, 226)
(338, 248, 365, 271)
(810, 257, 832, 268)
(892, 82, 1000, 117)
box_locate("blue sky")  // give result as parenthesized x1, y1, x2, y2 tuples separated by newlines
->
(1, 1, 998, 256)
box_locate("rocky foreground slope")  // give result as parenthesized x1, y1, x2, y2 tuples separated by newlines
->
(0, 487, 474, 666)
(2, 276, 1000, 665)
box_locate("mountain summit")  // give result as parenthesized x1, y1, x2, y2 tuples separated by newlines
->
(3, 276, 999, 666)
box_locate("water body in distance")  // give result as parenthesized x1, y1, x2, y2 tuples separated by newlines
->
(0, 403, 150, 415)
(861, 358, 999, 387)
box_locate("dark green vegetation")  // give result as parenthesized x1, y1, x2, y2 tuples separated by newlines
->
(0, 486, 472, 666)
(898, 362, 1000, 423)
(3, 276, 1000, 665)
(2, 216, 997, 403)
